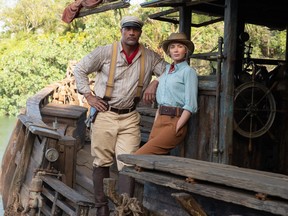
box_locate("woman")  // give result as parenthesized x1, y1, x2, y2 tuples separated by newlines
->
(135, 32, 198, 155)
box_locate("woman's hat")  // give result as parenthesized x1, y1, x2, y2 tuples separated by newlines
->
(161, 32, 195, 55)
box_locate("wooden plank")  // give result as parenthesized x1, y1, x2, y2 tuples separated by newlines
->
(18, 114, 61, 139)
(41, 187, 77, 216)
(40, 175, 94, 206)
(57, 136, 76, 187)
(20, 137, 47, 208)
(41, 103, 87, 119)
(121, 166, 288, 216)
(118, 154, 288, 200)
(77, 144, 94, 169)
(75, 167, 93, 194)
(26, 77, 76, 119)
(0, 120, 24, 207)
(26, 86, 55, 119)
(78, 1, 130, 18)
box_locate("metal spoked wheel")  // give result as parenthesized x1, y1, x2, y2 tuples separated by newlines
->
(234, 81, 276, 138)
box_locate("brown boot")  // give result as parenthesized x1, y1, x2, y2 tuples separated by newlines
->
(93, 166, 110, 216)
(118, 173, 135, 197)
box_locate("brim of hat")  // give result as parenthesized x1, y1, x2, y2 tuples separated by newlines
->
(121, 22, 142, 29)
(162, 39, 194, 55)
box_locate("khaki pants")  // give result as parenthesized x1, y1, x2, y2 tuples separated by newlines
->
(135, 115, 187, 155)
(91, 110, 141, 170)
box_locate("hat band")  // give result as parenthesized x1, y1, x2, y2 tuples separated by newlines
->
(122, 22, 142, 29)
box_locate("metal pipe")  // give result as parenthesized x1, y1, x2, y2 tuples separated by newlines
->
(212, 37, 224, 163)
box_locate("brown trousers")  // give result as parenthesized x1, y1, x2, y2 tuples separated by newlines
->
(135, 114, 187, 155)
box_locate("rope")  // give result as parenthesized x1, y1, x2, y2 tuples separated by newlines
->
(114, 193, 143, 216)
(4, 193, 23, 216)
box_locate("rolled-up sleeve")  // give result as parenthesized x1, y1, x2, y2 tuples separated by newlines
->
(183, 68, 198, 113)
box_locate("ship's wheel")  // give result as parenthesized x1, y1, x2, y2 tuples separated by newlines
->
(234, 81, 276, 138)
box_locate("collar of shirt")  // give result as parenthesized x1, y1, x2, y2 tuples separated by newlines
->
(166, 61, 189, 74)
(168, 63, 175, 74)
(121, 45, 140, 65)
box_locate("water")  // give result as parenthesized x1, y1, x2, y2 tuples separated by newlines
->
(0, 116, 17, 215)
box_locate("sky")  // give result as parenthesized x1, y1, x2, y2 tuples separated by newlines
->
(4, 0, 17, 7)
(130, 0, 145, 5)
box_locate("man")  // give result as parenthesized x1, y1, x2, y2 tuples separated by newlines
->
(73, 16, 167, 216)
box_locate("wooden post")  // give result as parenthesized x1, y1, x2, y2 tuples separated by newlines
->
(179, 6, 192, 41)
(219, 0, 239, 164)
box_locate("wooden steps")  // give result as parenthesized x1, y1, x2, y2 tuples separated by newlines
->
(40, 175, 94, 216)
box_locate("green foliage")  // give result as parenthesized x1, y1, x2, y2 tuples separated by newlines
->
(0, 1, 287, 116)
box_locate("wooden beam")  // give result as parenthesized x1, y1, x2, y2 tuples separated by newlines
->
(118, 154, 288, 200)
(120, 165, 288, 215)
(218, 0, 238, 164)
(77, 1, 130, 18)
(18, 114, 61, 139)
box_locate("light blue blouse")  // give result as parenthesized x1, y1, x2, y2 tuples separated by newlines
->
(156, 61, 198, 113)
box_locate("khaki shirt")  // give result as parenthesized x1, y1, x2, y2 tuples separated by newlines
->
(74, 41, 167, 108)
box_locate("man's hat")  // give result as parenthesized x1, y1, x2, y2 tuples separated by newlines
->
(161, 32, 195, 55)
(120, 16, 144, 29)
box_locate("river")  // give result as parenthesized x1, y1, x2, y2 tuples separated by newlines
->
(0, 116, 17, 215)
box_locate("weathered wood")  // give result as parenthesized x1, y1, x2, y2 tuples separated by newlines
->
(6, 130, 35, 211)
(219, 0, 238, 164)
(120, 166, 288, 215)
(77, 1, 130, 18)
(41, 103, 87, 120)
(20, 136, 47, 209)
(26, 87, 54, 119)
(26, 78, 76, 120)
(41, 103, 87, 150)
(171, 193, 207, 216)
(41, 187, 84, 216)
(118, 155, 288, 200)
(41, 175, 94, 206)
(57, 136, 76, 187)
(18, 114, 61, 139)
(75, 164, 93, 194)
(0, 119, 23, 208)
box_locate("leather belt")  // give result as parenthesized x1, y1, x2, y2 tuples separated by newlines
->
(159, 105, 183, 117)
(108, 106, 136, 115)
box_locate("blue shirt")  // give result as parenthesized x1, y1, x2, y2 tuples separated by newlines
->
(156, 61, 198, 113)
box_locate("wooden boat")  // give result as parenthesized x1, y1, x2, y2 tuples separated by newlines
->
(2, 0, 288, 215)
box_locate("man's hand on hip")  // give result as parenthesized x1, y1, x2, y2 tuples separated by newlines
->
(84, 93, 108, 112)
